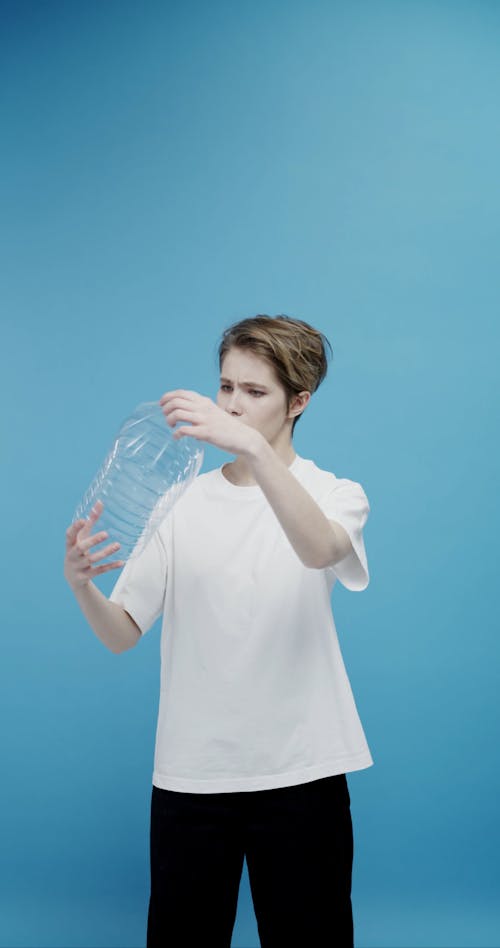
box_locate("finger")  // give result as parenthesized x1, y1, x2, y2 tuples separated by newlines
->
(94, 559, 125, 575)
(66, 519, 87, 547)
(87, 540, 121, 564)
(163, 407, 182, 427)
(79, 501, 104, 535)
(89, 500, 104, 518)
(75, 530, 109, 557)
(159, 391, 179, 406)
(160, 392, 194, 408)
(67, 519, 85, 538)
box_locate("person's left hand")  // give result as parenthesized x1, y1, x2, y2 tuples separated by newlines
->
(159, 389, 261, 456)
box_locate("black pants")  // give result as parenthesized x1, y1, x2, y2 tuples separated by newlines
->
(146, 772, 354, 947)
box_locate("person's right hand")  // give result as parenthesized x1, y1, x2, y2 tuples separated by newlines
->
(64, 499, 124, 590)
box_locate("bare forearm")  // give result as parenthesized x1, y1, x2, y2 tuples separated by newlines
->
(72, 581, 141, 654)
(245, 435, 337, 569)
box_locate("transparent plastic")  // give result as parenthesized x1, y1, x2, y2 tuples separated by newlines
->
(72, 400, 204, 563)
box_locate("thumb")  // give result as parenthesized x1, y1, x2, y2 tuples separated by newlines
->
(66, 519, 86, 548)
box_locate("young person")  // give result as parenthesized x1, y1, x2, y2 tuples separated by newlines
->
(64, 314, 373, 947)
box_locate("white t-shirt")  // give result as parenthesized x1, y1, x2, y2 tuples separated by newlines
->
(109, 453, 373, 793)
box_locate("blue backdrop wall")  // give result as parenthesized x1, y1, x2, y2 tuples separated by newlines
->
(2, 1, 499, 946)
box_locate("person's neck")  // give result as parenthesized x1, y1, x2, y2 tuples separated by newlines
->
(222, 443, 296, 486)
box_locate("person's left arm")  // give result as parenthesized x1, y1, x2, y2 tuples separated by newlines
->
(159, 390, 352, 570)
(247, 435, 353, 570)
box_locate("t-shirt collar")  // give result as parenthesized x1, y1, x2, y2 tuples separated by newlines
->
(216, 453, 301, 495)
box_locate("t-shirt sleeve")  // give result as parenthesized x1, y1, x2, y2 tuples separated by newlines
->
(318, 477, 370, 592)
(108, 526, 168, 636)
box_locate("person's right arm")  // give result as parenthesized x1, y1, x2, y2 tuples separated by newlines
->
(64, 500, 141, 655)
(72, 582, 141, 654)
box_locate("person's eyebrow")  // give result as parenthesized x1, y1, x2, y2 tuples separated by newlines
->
(220, 376, 270, 389)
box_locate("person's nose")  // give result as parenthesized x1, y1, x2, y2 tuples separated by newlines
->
(226, 390, 242, 415)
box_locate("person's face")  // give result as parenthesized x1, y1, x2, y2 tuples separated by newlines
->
(216, 347, 308, 443)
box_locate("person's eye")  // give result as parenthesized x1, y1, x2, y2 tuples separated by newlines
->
(220, 385, 264, 397)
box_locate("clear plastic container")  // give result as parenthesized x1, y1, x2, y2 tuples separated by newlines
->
(72, 400, 204, 563)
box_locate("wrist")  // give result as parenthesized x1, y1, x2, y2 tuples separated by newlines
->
(243, 430, 269, 465)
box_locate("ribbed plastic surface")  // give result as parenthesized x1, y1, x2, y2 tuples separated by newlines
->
(72, 400, 204, 563)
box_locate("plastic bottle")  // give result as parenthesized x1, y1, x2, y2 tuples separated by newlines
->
(72, 400, 204, 563)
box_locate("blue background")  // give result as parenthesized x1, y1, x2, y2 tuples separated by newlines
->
(2, 0, 499, 946)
